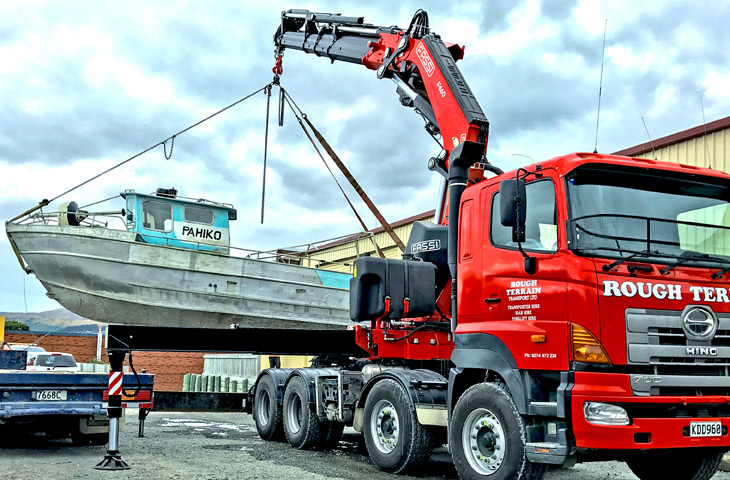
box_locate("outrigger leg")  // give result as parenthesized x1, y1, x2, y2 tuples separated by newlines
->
(138, 407, 149, 438)
(95, 350, 130, 471)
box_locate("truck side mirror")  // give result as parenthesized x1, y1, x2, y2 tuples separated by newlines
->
(499, 179, 527, 243)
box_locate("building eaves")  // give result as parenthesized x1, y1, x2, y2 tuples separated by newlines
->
(613, 115, 730, 157)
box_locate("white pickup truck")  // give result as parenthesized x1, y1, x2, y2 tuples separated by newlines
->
(0, 349, 153, 444)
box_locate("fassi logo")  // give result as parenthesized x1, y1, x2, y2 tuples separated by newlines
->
(602, 280, 730, 303)
(416, 43, 435, 78)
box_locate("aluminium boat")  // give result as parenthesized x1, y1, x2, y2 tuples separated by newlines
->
(6, 188, 353, 329)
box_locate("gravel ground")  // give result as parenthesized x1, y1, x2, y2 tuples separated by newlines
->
(1, 410, 728, 480)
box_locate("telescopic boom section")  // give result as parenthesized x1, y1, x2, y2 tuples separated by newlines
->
(274, 10, 491, 221)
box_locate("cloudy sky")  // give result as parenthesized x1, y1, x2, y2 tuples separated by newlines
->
(2, 0, 729, 313)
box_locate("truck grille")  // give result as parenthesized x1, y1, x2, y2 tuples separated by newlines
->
(626, 308, 730, 366)
(626, 308, 730, 396)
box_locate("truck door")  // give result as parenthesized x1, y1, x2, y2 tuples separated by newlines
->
(480, 177, 569, 368)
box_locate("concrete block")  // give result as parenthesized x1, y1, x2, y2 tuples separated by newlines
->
(214, 375, 222, 393)
(231, 380, 238, 393)
(182, 374, 191, 392)
(202, 375, 209, 392)
(223, 376, 230, 393)
(194, 374, 203, 392)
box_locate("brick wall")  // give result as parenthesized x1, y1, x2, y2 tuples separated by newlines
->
(5, 331, 203, 392)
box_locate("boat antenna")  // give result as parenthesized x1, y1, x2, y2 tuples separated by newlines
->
(593, 19, 608, 154)
(641, 117, 657, 160)
(697, 90, 712, 169)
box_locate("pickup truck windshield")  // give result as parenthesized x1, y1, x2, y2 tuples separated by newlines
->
(34, 354, 78, 368)
(566, 164, 730, 266)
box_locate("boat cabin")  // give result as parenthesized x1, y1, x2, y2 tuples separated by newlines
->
(121, 188, 237, 254)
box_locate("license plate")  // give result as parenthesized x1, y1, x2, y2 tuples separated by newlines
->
(690, 421, 722, 437)
(35, 390, 67, 401)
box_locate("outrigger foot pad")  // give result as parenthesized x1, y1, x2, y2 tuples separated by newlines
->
(94, 452, 130, 471)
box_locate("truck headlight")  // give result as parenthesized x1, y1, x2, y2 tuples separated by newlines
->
(584, 402, 629, 425)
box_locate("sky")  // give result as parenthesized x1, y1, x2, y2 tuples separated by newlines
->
(2, 0, 730, 312)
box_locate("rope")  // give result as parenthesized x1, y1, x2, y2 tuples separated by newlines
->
(163, 135, 175, 160)
(80, 195, 121, 209)
(47, 84, 271, 204)
(261, 85, 272, 224)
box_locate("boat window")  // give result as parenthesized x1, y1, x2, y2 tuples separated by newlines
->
(125, 197, 136, 230)
(142, 200, 173, 232)
(184, 206, 214, 225)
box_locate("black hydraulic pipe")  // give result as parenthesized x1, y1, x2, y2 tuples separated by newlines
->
(447, 141, 485, 333)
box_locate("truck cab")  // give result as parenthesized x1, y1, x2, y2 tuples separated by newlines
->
(454, 152, 730, 456)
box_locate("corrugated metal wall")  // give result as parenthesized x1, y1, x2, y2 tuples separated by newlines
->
(304, 216, 436, 274)
(636, 126, 730, 173)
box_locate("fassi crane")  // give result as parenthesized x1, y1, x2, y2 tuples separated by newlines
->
(275, 9, 504, 336)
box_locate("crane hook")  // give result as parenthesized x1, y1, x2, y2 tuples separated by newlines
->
(272, 53, 283, 83)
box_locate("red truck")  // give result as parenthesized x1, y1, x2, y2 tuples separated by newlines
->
(266, 10, 730, 480)
(107, 8, 730, 480)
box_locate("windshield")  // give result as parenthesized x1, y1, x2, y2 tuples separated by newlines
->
(566, 164, 730, 265)
(33, 354, 77, 368)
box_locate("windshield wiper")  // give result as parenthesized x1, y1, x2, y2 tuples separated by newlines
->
(601, 251, 653, 272)
(661, 252, 729, 277)
(712, 265, 730, 280)
(659, 255, 702, 275)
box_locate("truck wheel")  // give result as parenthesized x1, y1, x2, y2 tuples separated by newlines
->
(283, 376, 325, 449)
(254, 374, 284, 441)
(626, 448, 723, 480)
(363, 378, 433, 473)
(450, 382, 546, 480)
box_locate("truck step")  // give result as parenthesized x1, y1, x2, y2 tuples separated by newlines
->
(525, 442, 568, 465)
(529, 401, 558, 416)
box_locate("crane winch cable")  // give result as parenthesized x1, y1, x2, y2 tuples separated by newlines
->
(260, 84, 273, 224)
(11, 83, 273, 221)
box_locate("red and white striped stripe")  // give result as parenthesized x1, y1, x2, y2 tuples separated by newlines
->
(108, 371, 123, 396)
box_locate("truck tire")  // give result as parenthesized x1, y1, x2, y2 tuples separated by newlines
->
(254, 374, 284, 441)
(283, 375, 326, 449)
(363, 378, 433, 473)
(450, 382, 547, 480)
(626, 448, 723, 480)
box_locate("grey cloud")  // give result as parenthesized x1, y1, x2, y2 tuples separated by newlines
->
(478, 1, 524, 34)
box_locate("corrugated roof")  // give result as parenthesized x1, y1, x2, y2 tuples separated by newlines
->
(613, 115, 730, 157)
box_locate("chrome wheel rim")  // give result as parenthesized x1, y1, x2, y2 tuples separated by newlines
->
(370, 399, 399, 454)
(257, 389, 271, 426)
(286, 392, 303, 434)
(461, 408, 506, 476)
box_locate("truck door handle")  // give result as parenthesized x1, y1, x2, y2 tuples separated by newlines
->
(484, 297, 501, 304)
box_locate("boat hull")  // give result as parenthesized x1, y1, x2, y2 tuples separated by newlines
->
(6, 224, 352, 329)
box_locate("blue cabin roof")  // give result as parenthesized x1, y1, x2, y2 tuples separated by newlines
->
(121, 189, 237, 254)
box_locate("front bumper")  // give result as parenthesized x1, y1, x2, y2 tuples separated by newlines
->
(570, 372, 730, 449)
